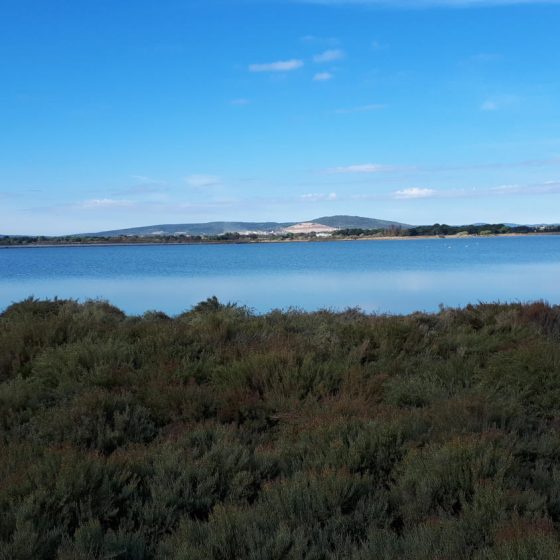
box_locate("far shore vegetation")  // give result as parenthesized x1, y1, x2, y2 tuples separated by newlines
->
(2, 223, 560, 247)
(2, 297, 560, 558)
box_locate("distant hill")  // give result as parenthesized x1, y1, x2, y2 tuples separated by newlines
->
(81, 215, 411, 237)
(83, 221, 293, 237)
(311, 215, 411, 230)
(471, 222, 520, 228)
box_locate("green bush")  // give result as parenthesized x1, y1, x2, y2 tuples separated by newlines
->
(1, 298, 560, 558)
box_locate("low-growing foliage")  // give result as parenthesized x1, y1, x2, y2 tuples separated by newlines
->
(1, 298, 560, 558)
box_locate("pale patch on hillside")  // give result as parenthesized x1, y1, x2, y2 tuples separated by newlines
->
(283, 222, 338, 234)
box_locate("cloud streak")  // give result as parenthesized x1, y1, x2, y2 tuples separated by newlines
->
(300, 192, 338, 201)
(389, 180, 560, 201)
(301, 35, 340, 45)
(327, 163, 394, 174)
(185, 175, 222, 188)
(480, 94, 519, 111)
(490, 180, 560, 195)
(313, 49, 345, 63)
(79, 199, 135, 209)
(324, 156, 560, 178)
(394, 188, 436, 199)
(314, 72, 334, 81)
(249, 59, 304, 72)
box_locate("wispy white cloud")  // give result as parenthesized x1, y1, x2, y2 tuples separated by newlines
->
(490, 181, 560, 195)
(313, 49, 345, 63)
(314, 72, 334, 81)
(185, 174, 222, 188)
(324, 156, 560, 178)
(79, 198, 135, 209)
(327, 163, 393, 174)
(481, 100, 499, 111)
(490, 183, 520, 192)
(393, 188, 437, 199)
(481, 94, 519, 111)
(300, 192, 338, 201)
(249, 59, 304, 72)
(371, 40, 389, 50)
(390, 180, 560, 201)
(334, 103, 386, 114)
(230, 98, 251, 106)
(301, 35, 340, 45)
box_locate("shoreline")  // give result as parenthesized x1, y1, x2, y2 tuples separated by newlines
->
(1, 231, 559, 249)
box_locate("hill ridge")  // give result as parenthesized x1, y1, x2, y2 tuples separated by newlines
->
(81, 215, 411, 237)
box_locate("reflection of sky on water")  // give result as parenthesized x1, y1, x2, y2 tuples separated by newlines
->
(2, 236, 560, 280)
(1, 264, 560, 315)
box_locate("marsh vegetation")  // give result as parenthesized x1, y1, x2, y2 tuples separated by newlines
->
(1, 297, 560, 558)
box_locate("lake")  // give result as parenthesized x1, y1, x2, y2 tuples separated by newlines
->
(1, 236, 560, 315)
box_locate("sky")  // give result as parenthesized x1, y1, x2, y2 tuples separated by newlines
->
(1, 0, 560, 234)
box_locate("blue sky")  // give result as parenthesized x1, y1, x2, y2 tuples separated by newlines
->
(1, 0, 560, 234)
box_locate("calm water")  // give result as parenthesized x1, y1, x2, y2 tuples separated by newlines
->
(1, 236, 560, 315)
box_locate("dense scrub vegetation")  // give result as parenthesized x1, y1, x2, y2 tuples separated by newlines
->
(0, 233, 254, 246)
(2, 297, 560, 559)
(335, 223, 560, 238)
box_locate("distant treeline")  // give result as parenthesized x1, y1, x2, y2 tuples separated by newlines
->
(0, 232, 306, 246)
(2, 297, 560, 558)
(0, 233, 253, 246)
(335, 223, 560, 237)
(2, 223, 560, 246)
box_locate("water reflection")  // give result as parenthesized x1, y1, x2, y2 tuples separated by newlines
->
(1, 263, 559, 315)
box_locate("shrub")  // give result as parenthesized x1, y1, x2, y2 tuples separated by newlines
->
(1, 299, 560, 558)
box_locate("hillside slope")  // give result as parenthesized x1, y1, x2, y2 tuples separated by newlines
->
(312, 215, 411, 229)
(82, 215, 411, 237)
(85, 221, 293, 237)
